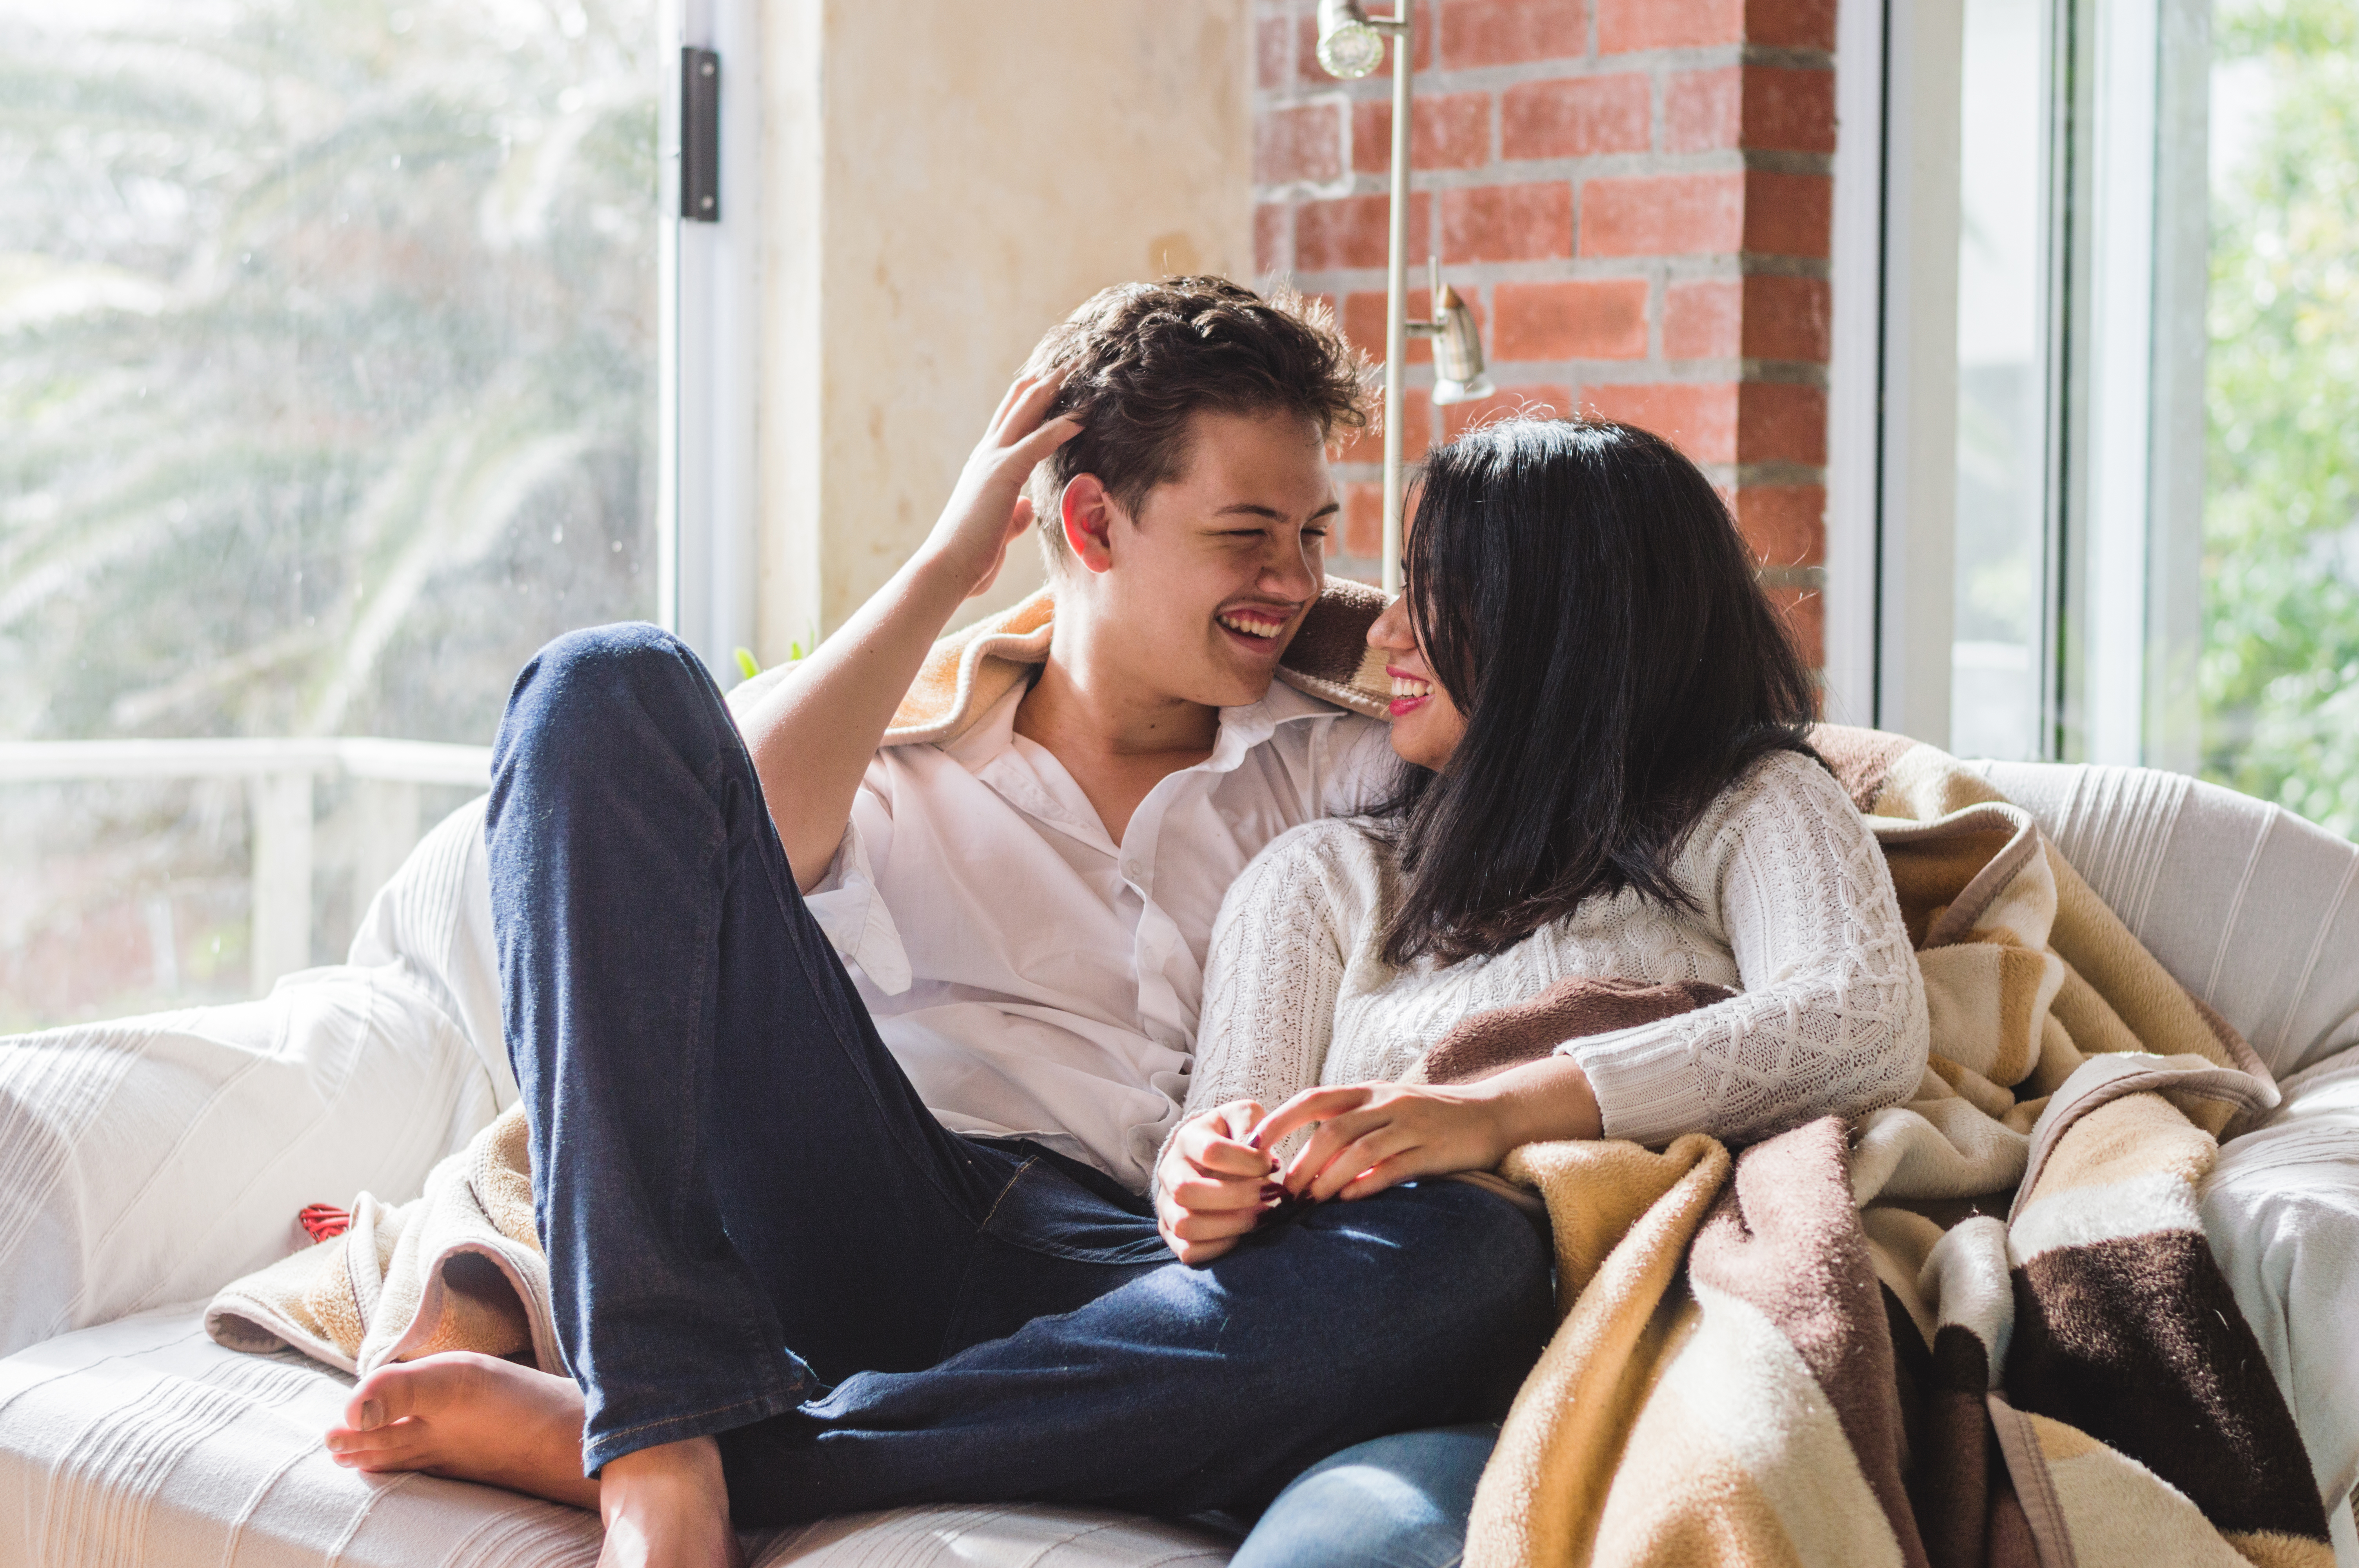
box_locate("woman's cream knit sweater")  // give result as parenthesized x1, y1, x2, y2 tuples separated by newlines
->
(1182, 749, 1930, 1147)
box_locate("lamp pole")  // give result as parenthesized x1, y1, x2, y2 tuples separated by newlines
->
(1314, 0, 1490, 596)
(1376, 0, 1412, 595)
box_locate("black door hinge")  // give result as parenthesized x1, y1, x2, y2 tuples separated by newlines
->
(682, 47, 720, 222)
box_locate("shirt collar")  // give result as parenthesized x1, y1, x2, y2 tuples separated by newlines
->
(939, 675, 1350, 780)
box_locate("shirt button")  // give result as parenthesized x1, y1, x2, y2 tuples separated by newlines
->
(1121, 859, 1144, 881)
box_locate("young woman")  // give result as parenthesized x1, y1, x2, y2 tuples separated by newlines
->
(1155, 416, 1930, 1568)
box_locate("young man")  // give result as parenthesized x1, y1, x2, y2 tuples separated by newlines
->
(321, 279, 1550, 1568)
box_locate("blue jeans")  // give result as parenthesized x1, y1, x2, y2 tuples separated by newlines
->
(1232, 1425, 1496, 1568)
(484, 624, 1552, 1525)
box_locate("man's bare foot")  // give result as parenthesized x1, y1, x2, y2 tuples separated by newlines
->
(324, 1351, 600, 1511)
(597, 1437, 742, 1568)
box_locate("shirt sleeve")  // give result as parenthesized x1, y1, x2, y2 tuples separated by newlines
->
(798, 759, 914, 996)
(1314, 713, 1405, 818)
(1562, 753, 1931, 1146)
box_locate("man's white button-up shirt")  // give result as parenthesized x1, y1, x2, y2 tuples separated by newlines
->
(801, 678, 1394, 1192)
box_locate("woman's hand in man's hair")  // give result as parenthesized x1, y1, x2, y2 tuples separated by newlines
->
(1254, 1057, 1602, 1204)
(1155, 1101, 1277, 1267)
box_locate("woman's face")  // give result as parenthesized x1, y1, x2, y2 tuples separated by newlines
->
(1367, 591, 1468, 771)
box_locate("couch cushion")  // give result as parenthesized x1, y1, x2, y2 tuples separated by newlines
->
(2200, 1046, 2359, 1562)
(0, 1305, 1236, 1567)
(1978, 762, 2359, 1080)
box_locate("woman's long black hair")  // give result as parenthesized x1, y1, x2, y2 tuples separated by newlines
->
(1373, 416, 1820, 967)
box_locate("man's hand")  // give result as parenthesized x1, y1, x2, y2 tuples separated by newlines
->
(918, 368, 1084, 602)
(739, 368, 1081, 890)
(1154, 1100, 1276, 1266)
(1252, 1056, 1603, 1204)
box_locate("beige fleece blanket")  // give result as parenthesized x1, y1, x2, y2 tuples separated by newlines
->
(1459, 727, 2330, 1568)
(205, 1104, 559, 1377)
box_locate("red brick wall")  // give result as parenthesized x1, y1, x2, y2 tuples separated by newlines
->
(1254, 0, 1835, 666)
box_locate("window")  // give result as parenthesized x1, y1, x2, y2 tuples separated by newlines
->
(0, 0, 662, 1027)
(1880, 0, 2359, 838)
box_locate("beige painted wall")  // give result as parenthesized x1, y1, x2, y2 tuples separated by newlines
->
(757, 0, 1253, 657)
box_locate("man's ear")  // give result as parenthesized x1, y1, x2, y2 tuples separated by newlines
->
(1060, 475, 1120, 575)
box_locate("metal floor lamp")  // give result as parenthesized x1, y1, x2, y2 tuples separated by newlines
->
(1314, 0, 1494, 594)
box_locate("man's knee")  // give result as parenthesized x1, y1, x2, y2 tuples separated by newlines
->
(496, 622, 720, 779)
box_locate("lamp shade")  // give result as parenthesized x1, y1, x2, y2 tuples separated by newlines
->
(1429, 283, 1494, 406)
(1315, 0, 1387, 78)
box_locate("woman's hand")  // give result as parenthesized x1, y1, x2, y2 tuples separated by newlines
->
(917, 367, 1084, 602)
(1253, 1056, 1603, 1203)
(1155, 1100, 1276, 1266)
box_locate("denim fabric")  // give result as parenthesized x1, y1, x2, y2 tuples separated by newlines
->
(1230, 1425, 1498, 1568)
(487, 624, 1552, 1515)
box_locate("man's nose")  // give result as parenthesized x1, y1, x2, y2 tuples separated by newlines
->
(1260, 532, 1321, 599)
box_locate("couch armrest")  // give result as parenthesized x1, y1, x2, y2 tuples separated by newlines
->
(0, 799, 509, 1359)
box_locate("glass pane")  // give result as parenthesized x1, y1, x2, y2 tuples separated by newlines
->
(1952, 0, 2051, 761)
(2203, 1, 2359, 833)
(0, 0, 660, 1028)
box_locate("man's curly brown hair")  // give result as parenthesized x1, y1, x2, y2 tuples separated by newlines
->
(1018, 277, 1370, 570)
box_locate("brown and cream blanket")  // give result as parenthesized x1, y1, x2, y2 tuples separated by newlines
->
(1454, 727, 2327, 1568)
(202, 591, 2333, 1566)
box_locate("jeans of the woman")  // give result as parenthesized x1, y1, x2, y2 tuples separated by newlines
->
(1231, 1425, 1497, 1568)
(483, 623, 1552, 1526)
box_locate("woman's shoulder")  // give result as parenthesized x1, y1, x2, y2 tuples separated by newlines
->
(1687, 746, 1861, 857)
(1245, 815, 1396, 883)
(1218, 817, 1394, 928)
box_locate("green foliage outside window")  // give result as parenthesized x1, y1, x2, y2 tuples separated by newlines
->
(2205, 0, 2359, 832)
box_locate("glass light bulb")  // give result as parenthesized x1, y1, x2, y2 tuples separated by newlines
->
(1315, 0, 1387, 78)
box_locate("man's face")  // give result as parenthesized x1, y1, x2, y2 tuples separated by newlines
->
(1078, 408, 1337, 711)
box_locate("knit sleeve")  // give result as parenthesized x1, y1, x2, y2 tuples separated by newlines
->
(1565, 752, 1930, 1146)
(1182, 822, 1358, 1128)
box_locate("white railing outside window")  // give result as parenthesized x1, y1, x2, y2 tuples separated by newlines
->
(0, 741, 491, 998)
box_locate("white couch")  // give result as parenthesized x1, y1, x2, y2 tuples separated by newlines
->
(2, 762, 2354, 1566)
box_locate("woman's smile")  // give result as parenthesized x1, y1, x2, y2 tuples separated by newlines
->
(1385, 664, 1434, 718)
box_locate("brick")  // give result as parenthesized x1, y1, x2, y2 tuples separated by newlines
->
(1743, 66, 1837, 152)
(1740, 274, 1831, 361)
(1337, 386, 1434, 464)
(1295, 192, 1432, 272)
(1257, 102, 1345, 185)
(1579, 172, 1743, 257)
(1501, 74, 1652, 160)
(1598, 0, 1743, 52)
(1743, 171, 1832, 258)
(1664, 275, 1832, 361)
(1255, 202, 1290, 275)
(1664, 279, 1742, 359)
(1442, 383, 1576, 441)
(1443, 181, 1574, 263)
(1257, 16, 1292, 91)
(1748, 0, 1839, 50)
(1493, 278, 1649, 360)
(1665, 68, 1742, 152)
(1441, 0, 1587, 69)
(1736, 380, 1825, 463)
(1345, 287, 1437, 365)
(1581, 381, 1740, 464)
(1342, 480, 1387, 559)
(1765, 584, 1826, 669)
(1599, 0, 1836, 52)
(1663, 65, 1834, 154)
(1734, 484, 1825, 565)
(1581, 172, 1826, 258)
(1353, 91, 1493, 173)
